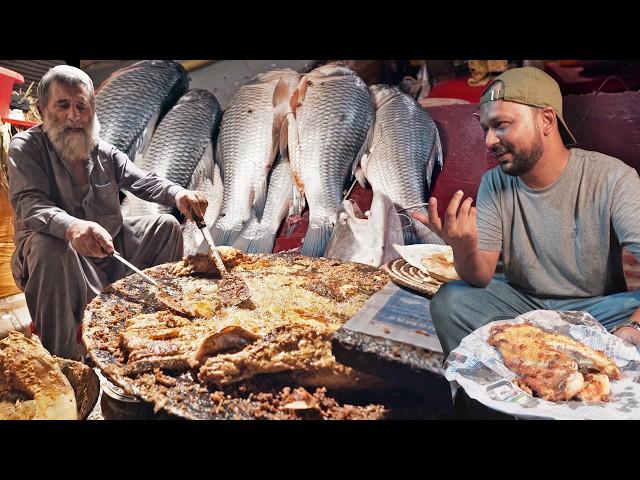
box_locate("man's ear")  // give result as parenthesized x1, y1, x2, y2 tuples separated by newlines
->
(540, 107, 556, 136)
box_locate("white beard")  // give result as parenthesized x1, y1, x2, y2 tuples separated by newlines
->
(44, 114, 101, 163)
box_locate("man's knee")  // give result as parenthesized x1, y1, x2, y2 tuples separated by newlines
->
(430, 280, 470, 324)
(27, 233, 73, 267)
(157, 214, 182, 236)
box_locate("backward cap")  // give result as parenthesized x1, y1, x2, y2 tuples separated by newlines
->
(480, 67, 577, 146)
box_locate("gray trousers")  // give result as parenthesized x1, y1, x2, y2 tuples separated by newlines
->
(431, 276, 640, 358)
(12, 214, 183, 360)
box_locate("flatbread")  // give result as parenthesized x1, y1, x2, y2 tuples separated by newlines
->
(421, 251, 460, 282)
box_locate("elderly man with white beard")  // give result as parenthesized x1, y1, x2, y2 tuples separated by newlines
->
(7, 65, 209, 360)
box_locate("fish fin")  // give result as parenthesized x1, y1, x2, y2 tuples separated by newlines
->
(273, 76, 293, 109)
(233, 232, 276, 254)
(412, 221, 446, 246)
(435, 126, 444, 169)
(272, 75, 296, 160)
(212, 158, 222, 184)
(253, 176, 268, 222)
(215, 138, 225, 184)
(208, 225, 242, 247)
(130, 110, 160, 161)
(278, 115, 290, 160)
(182, 221, 204, 256)
(284, 110, 304, 216)
(291, 181, 306, 217)
(343, 178, 358, 201)
(426, 126, 444, 190)
(351, 119, 375, 179)
(289, 74, 309, 116)
(354, 162, 369, 188)
(188, 142, 215, 190)
(300, 223, 334, 257)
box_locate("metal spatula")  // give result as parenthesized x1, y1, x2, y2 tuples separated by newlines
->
(193, 216, 252, 306)
(111, 250, 194, 317)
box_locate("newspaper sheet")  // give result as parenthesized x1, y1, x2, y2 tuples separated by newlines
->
(444, 309, 640, 419)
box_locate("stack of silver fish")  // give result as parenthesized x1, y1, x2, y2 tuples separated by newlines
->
(95, 60, 445, 266)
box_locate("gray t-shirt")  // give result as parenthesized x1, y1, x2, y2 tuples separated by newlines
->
(477, 148, 640, 298)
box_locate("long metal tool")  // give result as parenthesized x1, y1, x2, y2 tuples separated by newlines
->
(112, 250, 161, 288)
(194, 216, 228, 276)
(193, 215, 253, 306)
(112, 250, 194, 317)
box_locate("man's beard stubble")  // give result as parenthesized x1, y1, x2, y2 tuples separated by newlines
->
(43, 114, 100, 163)
(493, 125, 544, 177)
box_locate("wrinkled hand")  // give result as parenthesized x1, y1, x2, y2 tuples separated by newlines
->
(65, 219, 114, 258)
(411, 190, 478, 252)
(613, 309, 640, 346)
(613, 327, 640, 346)
(175, 189, 208, 221)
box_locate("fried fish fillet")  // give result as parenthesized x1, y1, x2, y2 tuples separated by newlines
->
(0, 331, 77, 420)
(198, 324, 380, 389)
(488, 322, 620, 402)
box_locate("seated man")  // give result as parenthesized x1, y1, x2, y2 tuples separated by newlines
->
(413, 66, 640, 357)
(8, 65, 208, 360)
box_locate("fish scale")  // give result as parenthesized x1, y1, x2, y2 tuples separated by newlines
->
(211, 69, 299, 246)
(362, 85, 444, 245)
(121, 89, 222, 218)
(290, 65, 374, 257)
(231, 155, 294, 254)
(96, 60, 189, 160)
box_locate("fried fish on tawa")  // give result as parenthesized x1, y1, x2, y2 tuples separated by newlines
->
(197, 323, 378, 387)
(167, 253, 252, 314)
(120, 311, 219, 375)
(53, 357, 100, 420)
(488, 322, 620, 402)
(84, 251, 390, 418)
(0, 332, 77, 420)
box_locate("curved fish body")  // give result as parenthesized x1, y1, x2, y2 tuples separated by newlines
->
(121, 89, 222, 218)
(287, 65, 375, 257)
(358, 84, 444, 245)
(211, 69, 300, 246)
(184, 161, 224, 256)
(232, 155, 294, 254)
(96, 60, 189, 161)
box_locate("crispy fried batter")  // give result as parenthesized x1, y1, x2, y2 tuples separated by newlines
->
(85, 252, 390, 418)
(0, 332, 77, 419)
(488, 322, 620, 402)
(198, 323, 380, 389)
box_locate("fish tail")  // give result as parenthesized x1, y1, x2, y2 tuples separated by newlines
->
(402, 227, 419, 246)
(300, 223, 334, 257)
(233, 232, 276, 254)
(413, 222, 446, 245)
(291, 185, 306, 217)
(209, 225, 242, 247)
(253, 176, 268, 222)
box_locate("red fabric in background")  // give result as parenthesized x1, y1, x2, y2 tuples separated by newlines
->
(426, 103, 494, 217)
(426, 76, 485, 104)
(545, 62, 640, 96)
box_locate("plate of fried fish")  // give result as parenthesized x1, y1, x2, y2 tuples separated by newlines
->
(444, 309, 640, 419)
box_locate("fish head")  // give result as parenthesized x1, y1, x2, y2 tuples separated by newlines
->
(324, 191, 404, 267)
(306, 63, 358, 81)
(177, 88, 215, 104)
(252, 68, 300, 85)
(369, 84, 402, 109)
